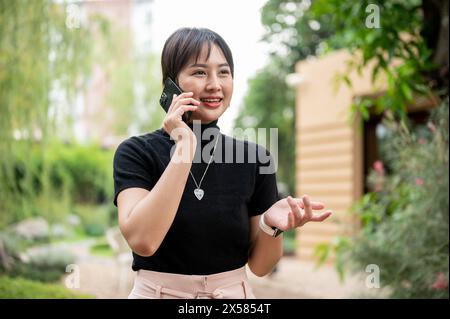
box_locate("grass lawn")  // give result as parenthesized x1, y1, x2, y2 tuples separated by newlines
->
(0, 276, 95, 299)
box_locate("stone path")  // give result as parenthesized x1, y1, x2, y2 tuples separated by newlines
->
(247, 258, 366, 299)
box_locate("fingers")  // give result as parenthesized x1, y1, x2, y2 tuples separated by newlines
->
(172, 91, 193, 103)
(169, 92, 200, 120)
(285, 195, 332, 228)
(294, 197, 325, 210)
(169, 92, 200, 114)
(171, 98, 200, 114)
(310, 210, 333, 222)
(168, 93, 183, 113)
(174, 104, 198, 119)
(302, 195, 313, 219)
(288, 211, 295, 229)
(287, 196, 303, 220)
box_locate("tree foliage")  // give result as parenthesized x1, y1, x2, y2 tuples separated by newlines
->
(319, 101, 449, 298)
(234, 57, 296, 194)
(262, 0, 448, 119)
(261, 0, 340, 68)
(256, 0, 448, 297)
(0, 0, 98, 227)
(298, 0, 449, 297)
(234, 0, 345, 194)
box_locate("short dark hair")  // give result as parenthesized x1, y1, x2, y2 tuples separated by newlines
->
(161, 27, 234, 85)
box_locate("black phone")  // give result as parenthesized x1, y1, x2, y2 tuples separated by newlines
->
(159, 77, 192, 123)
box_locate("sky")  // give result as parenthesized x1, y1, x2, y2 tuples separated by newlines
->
(139, 0, 272, 135)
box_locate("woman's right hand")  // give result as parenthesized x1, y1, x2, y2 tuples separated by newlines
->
(162, 92, 200, 143)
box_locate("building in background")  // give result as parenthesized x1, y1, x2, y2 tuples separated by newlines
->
(291, 50, 436, 260)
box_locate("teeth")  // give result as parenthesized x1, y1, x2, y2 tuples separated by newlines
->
(201, 99, 221, 102)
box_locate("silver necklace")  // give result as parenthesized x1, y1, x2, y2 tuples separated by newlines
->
(190, 134, 220, 200)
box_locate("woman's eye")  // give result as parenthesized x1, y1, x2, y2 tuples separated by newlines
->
(193, 70, 230, 76)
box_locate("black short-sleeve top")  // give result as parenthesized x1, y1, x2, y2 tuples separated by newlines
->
(113, 120, 279, 275)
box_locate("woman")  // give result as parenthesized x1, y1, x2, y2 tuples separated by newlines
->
(113, 27, 332, 299)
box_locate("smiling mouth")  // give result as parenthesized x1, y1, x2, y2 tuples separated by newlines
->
(200, 98, 223, 108)
(200, 98, 223, 103)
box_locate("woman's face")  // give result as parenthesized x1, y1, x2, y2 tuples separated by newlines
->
(177, 44, 233, 124)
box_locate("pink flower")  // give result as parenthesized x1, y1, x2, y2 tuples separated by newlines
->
(371, 160, 385, 192)
(415, 178, 424, 186)
(431, 273, 448, 290)
(418, 138, 426, 145)
(373, 160, 384, 175)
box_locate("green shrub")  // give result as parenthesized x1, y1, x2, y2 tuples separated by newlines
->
(349, 103, 449, 298)
(83, 223, 106, 237)
(90, 240, 113, 257)
(50, 142, 113, 204)
(74, 204, 113, 237)
(0, 141, 114, 228)
(317, 101, 449, 298)
(0, 276, 94, 299)
(8, 265, 66, 283)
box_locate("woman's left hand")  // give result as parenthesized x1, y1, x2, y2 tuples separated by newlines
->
(263, 195, 332, 231)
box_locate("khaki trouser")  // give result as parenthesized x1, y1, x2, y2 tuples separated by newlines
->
(128, 266, 256, 299)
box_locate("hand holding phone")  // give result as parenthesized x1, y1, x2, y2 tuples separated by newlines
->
(160, 77, 193, 123)
(160, 78, 200, 143)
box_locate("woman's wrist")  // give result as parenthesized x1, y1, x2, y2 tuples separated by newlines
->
(259, 213, 283, 237)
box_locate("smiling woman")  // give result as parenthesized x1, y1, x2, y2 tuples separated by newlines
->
(187, 61, 230, 108)
(112, 27, 332, 299)
(160, 28, 234, 123)
(176, 45, 233, 122)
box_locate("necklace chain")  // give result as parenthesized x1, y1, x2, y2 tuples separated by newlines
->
(189, 134, 220, 190)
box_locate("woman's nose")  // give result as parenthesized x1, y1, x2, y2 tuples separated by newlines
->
(206, 75, 221, 91)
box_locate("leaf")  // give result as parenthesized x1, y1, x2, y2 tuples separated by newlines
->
(359, 103, 370, 120)
(314, 243, 331, 267)
(401, 83, 413, 101)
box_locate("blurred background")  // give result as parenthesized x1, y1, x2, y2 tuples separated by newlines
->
(0, 0, 448, 299)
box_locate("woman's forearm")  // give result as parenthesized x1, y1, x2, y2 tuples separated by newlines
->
(122, 138, 196, 256)
(248, 215, 284, 277)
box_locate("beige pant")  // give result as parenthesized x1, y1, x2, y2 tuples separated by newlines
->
(128, 266, 256, 299)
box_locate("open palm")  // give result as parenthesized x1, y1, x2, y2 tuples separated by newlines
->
(264, 195, 332, 231)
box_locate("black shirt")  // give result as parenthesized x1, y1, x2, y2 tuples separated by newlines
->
(113, 120, 279, 275)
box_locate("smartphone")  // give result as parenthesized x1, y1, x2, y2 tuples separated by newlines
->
(159, 77, 192, 123)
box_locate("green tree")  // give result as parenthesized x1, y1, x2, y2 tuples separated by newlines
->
(260, 0, 448, 119)
(234, 57, 296, 195)
(0, 0, 94, 226)
(261, 0, 340, 67)
(308, 0, 448, 119)
(96, 23, 163, 137)
(0, 1, 164, 228)
(234, 1, 340, 195)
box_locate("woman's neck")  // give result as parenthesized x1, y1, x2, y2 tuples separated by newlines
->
(188, 119, 220, 148)
(187, 119, 219, 129)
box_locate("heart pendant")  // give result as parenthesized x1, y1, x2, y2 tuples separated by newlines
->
(194, 188, 204, 200)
